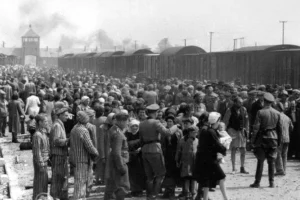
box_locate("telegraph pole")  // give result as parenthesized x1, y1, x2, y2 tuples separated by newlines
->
(134, 40, 137, 50)
(279, 21, 287, 44)
(209, 32, 214, 52)
(184, 39, 186, 47)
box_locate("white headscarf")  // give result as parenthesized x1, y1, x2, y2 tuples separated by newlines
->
(128, 119, 140, 135)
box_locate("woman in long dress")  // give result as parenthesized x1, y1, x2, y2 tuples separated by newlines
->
(8, 92, 25, 143)
(194, 112, 228, 200)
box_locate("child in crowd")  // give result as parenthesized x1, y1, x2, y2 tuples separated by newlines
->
(217, 122, 232, 164)
(26, 114, 36, 142)
(176, 126, 199, 200)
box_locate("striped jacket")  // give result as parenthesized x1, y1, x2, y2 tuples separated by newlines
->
(32, 128, 50, 166)
(70, 124, 99, 164)
(86, 122, 97, 149)
(50, 119, 68, 156)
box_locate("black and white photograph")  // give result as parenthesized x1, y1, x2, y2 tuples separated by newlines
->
(0, 0, 300, 200)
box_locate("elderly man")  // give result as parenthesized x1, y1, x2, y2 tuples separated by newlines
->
(70, 111, 99, 199)
(76, 96, 91, 113)
(250, 93, 282, 188)
(50, 102, 70, 200)
(139, 104, 179, 200)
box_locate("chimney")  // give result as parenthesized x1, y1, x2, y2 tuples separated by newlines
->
(58, 46, 62, 52)
(95, 46, 98, 52)
(2, 41, 5, 48)
(46, 46, 48, 51)
(84, 46, 86, 51)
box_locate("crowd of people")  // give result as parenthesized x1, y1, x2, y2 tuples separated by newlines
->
(0, 65, 298, 200)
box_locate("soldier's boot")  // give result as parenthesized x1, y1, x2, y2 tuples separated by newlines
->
(153, 175, 165, 199)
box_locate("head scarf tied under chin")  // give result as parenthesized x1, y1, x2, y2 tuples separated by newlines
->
(128, 119, 140, 134)
(77, 111, 89, 124)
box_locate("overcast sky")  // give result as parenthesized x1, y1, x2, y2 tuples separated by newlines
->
(1, 0, 300, 52)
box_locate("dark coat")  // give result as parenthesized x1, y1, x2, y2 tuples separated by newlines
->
(194, 127, 226, 188)
(8, 100, 25, 133)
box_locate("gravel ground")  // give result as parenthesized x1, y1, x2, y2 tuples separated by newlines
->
(1, 131, 300, 200)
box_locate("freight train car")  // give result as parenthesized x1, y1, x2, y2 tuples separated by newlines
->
(143, 54, 159, 79)
(159, 46, 206, 79)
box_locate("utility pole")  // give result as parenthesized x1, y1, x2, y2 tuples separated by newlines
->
(233, 39, 237, 50)
(184, 39, 186, 47)
(135, 40, 137, 50)
(279, 21, 287, 44)
(209, 32, 214, 52)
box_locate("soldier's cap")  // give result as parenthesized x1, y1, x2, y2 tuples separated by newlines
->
(263, 92, 275, 102)
(182, 117, 194, 124)
(281, 90, 289, 96)
(146, 104, 160, 111)
(293, 89, 300, 95)
(115, 110, 129, 121)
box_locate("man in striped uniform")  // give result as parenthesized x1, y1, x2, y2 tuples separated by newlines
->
(32, 114, 50, 200)
(85, 109, 97, 196)
(70, 111, 99, 199)
(50, 102, 70, 200)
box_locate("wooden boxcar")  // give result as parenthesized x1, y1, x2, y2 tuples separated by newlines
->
(143, 54, 159, 79)
(159, 46, 206, 79)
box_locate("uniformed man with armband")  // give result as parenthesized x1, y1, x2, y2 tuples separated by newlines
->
(139, 104, 179, 200)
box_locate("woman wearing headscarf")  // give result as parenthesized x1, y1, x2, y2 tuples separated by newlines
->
(125, 119, 146, 197)
(194, 112, 229, 200)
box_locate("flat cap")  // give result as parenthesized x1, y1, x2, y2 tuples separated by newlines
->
(248, 90, 258, 95)
(263, 92, 275, 102)
(146, 104, 160, 111)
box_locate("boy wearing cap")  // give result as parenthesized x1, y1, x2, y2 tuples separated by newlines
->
(250, 93, 282, 188)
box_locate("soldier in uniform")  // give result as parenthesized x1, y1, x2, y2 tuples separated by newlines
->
(139, 104, 179, 200)
(109, 111, 130, 200)
(250, 93, 282, 188)
(70, 111, 99, 199)
(50, 102, 70, 200)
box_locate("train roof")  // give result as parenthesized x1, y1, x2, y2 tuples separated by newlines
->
(160, 46, 206, 56)
(234, 44, 300, 52)
(96, 51, 125, 58)
(122, 49, 153, 56)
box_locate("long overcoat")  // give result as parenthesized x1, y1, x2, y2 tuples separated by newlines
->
(8, 100, 25, 133)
